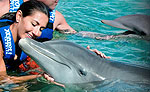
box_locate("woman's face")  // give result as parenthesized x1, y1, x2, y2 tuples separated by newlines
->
(17, 10, 49, 39)
(38, 0, 59, 10)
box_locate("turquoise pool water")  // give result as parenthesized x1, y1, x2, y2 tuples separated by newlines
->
(56, 0, 150, 91)
(1, 0, 150, 91)
(56, 0, 150, 68)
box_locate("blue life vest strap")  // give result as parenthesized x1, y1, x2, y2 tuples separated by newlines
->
(0, 25, 15, 59)
(20, 51, 27, 61)
(9, 0, 24, 12)
(49, 10, 56, 23)
(36, 28, 53, 41)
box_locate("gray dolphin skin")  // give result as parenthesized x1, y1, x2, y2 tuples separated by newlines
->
(101, 14, 150, 36)
(19, 38, 150, 84)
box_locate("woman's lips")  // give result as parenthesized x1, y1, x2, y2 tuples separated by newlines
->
(27, 33, 32, 39)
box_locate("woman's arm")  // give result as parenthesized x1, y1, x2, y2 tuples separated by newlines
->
(54, 10, 76, 34)
(0, 41, 7, 73)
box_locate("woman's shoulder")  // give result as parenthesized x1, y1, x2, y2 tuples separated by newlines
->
(0, 0, 9, 17)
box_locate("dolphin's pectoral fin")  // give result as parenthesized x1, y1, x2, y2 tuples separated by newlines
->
(101, 20, 132, 31)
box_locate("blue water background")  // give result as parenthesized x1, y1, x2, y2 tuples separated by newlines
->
(56, 0, 150, 91)
(56, 0, 150, 67)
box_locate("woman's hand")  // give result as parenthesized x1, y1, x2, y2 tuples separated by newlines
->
(87, 45, 111, 59)
(43, 73, 65, 88)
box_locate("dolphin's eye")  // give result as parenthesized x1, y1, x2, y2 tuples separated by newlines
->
(79, 69, 87, 76)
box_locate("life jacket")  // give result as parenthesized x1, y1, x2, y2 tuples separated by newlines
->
(0, 19, 19, 69)
(0, 19, 40, 73)
(0, 19, 15, 60)
(0, 19, 27, 62)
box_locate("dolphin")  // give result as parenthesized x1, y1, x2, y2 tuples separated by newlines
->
(101, 14, 150, 36)
(19, 38, 150, 84)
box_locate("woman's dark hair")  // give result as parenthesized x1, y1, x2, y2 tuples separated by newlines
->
(0, 0, 50, 22)
(19, 0, 50, 18)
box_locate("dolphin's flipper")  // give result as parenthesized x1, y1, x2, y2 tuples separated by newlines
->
(101, 20, 132, 31)
(101, 14, 150, 36)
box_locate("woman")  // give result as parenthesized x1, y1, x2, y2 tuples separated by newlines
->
(0, 0, 54, 84)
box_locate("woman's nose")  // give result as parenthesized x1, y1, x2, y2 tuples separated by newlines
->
(32, 27, 41, 37)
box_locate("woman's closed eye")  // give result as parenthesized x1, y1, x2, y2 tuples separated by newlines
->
(31, 21, 46, 31)
(32, 22, 38, 27)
